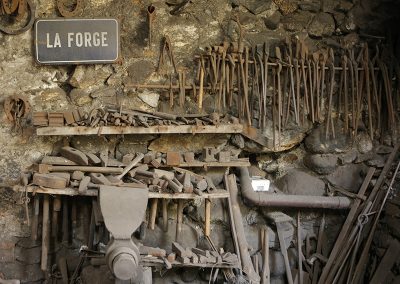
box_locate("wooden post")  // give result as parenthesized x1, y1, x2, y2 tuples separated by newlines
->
(205, 198, 211, 237)
(149, 199, 158, 230)
(41, 195, 50, 271)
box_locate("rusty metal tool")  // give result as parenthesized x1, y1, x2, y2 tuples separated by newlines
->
(114, 152, 144, 180)
(277, 62, 283, 147)
(363, 45, 373, 140)
(245, 46, 250, 120)
(60, 146, 88, 165)
(307, 51, 315, 123)
(263, 43, 269, 129)
(300, 41, 309, 121)
(36, 164, 124, 174)
(157, 35, 178, 74)
(57, 0, 83, 17)
(257, 50, 265, 128)
(354, 47, 365, 137)
(178, 68, 186, 107)
(343, 55, 349, 133)
(348, 51, 356, 135)
(250, 48, 257, 123)
(325, 61, 335, 139)
(78, 176, 90, 194)
(350, 49, 359, 137)
(228, 54, 235, 107)
(198, 57, 205, 109)
(218, 50, 227, 110)
(369, 58, 380, 133)
(272, 67, 277, 150)
(238, 48, 252, 126)
(225, 60, 230, 107)
(294, 58, 301, 125)
(312, 52, 320, 121)
(319, 51, 328, 122)
(283, 59, 290, 128)
(287, 45, 298, 124)
(0, 0, 34, 35)
(169, 75, 174, 109)
(147, 4, 155, 47)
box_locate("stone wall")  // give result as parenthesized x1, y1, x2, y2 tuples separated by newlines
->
(0, 0, 399, 282)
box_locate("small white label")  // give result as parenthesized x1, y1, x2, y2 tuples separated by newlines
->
(251, 178, 270, 192)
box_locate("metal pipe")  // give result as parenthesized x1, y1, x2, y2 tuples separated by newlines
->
(238, 167, 352, 210)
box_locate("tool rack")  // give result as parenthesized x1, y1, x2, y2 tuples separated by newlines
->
(18, 119, 250, 275)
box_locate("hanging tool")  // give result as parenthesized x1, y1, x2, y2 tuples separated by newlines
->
(147, 4, 155, 47)
(157, 35, 178, 74)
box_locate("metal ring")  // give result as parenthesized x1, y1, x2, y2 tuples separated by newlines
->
(2, 0, 19, 15)
(57, 0, 83, 18)
(357, 214, 369, 226)
(4, 94, 31, 122)
(0, 0, 35, 35)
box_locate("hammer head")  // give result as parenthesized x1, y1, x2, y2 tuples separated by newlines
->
(34, 163, 50, 174)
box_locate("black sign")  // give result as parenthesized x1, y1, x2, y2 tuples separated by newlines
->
(35, 18, 119, 64)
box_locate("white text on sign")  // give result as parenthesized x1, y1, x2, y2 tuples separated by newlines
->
(46, 32, 109, 48)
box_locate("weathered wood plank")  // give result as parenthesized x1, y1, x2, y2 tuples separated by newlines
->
(37, 124, 243, 136)
(18, 185, 229, 199)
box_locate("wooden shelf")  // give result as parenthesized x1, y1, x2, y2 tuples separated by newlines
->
(18, 185, 229, 199)
(149, 190, 229, 199)
(158, 159, 250, 168)
(36, 124, 243, 136)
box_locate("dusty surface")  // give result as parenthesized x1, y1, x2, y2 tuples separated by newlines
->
(0, 0, 399, 283)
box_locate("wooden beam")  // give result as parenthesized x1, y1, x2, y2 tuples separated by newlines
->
(158, 160, 250, 168)
(19, 185, 229, 199)
(36, 124, 243, 136)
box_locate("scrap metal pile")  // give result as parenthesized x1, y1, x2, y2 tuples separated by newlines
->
(25, 146, 242, 195)
(32, 107, 239, 128)
(141, 242, 239, 268)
